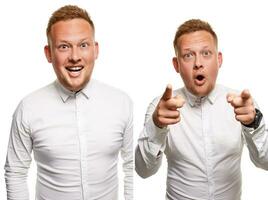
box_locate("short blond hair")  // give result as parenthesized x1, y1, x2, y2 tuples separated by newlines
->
(46, 5, 94, 39)
(173, 19, 218, 55)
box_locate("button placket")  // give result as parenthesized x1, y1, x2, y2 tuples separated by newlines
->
(201, 99, 215, 200)
(75, 94, 88, 199)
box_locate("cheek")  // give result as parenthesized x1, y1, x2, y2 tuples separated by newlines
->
(53, 53, 68, 68)
(207, 60, 220, 76)
(208, 66, 219, 81)
(85, 50, 97, 61)
(180, 66, 193, 80)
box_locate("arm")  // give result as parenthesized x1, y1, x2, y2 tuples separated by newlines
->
(242, 111, 268, 169)
(135, 85, 184, 178)
(135, 115, 168, 178)
(227, 90, 268, 169)
(4, 101, 32, 200)
(121, 98, 133, 200)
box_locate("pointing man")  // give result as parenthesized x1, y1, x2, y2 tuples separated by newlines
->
(135, 19, 268, 200)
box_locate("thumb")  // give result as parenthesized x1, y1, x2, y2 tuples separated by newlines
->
(161, 84, 173, 101)
(226, 93, 236, 103)
(174, 95, 185, 108)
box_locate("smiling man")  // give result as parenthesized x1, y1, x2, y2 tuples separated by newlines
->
(5, 5, 133, 200)
(135, 19, 268, 200)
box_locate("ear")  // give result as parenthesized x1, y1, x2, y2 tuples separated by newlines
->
(218, 52, 223, 68)
(172, 57, 180, 73)
(44, 45, 52, 63)
(94, 41, 99, 59)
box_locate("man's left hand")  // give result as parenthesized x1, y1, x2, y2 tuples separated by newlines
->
(227, 89, 256, 125)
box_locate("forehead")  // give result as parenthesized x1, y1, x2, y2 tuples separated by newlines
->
(49, 18, 94, 41)
(178, 31, 216, 50)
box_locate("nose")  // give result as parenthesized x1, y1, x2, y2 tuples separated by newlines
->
(193, 55, 203, 69)
(69, 47, 81, 63)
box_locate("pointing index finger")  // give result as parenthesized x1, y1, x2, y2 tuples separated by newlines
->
(241, 89, 251, 100)
(161, 84, 173, 101)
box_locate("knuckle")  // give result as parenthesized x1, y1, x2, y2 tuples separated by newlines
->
(157, 110, 163, 117)
(175, 111, 180, 118)
(248, 115, 255, 122)
(249, 106, 255, 113)
(158, 117, 165, 125)
(234, 108, 238, 114)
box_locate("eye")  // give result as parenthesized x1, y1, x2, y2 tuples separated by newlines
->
(202, 50, 212, 57)
(183, 52, 194, 60)
(58, 44, 69, 51)
(80, 42, 89, 48)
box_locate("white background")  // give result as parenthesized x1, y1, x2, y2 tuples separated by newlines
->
(1, 0, 268, 199)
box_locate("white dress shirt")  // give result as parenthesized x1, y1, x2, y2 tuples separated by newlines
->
(136, 85, 268, 200)
(5, 79, 133, 200)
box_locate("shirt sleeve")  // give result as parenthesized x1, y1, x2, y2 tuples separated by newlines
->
(4, 101, 32, 200)
(121, 97, 133, 200)
(242, 106, 268, 170)
(135, 98, 169, 178)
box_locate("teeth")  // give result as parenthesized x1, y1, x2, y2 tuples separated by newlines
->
(66, 66, 83, 72)
(72, 67, 81, 70)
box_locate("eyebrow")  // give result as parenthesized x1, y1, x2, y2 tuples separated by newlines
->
(201, 45, 210, 49)
(78, 38, 91, 43)
(181, 48, 192, 51)
(58, 37, 92, 44)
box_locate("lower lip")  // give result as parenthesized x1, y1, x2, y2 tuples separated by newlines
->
(67, 70, 82, 78)
(194, 78, 206, 86)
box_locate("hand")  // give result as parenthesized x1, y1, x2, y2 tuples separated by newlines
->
(227, 89, 256, 125)
(153, 84, 185, 128)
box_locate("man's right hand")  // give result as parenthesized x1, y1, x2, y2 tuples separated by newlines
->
(153, 84, 185, 128)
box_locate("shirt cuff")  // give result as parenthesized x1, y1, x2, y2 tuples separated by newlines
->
(242, 124, 255, 137)
(145, 117, 169, 156)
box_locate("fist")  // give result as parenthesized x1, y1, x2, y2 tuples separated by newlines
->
(227, 89, 256, 125)
(153, 84, 185, 128)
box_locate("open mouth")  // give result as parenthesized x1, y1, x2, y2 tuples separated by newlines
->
(196, 75, 205, 81)
(194, 74, 206, 85)
(65, 66, 84, 72)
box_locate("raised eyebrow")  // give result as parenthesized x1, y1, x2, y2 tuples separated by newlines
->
(57, 38, 92, 45)
(79, 38, 92, 43)
(55, 41, 71, 48)
(180, 49, 192, 55)
(201, 46, 212, 51)
(201, 49, 213, 54)
(181, 48, 192, 52)
(58, 40, 70, 44)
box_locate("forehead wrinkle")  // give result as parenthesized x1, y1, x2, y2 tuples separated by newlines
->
(178, 31, 216, 51)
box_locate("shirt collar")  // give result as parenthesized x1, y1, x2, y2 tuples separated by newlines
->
(54, 80, 93, 103)
(182, 85, 218, 107)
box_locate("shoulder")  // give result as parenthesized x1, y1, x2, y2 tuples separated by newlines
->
(215, 84, 239, 96)
(15, 82, 56, 112)
(91, 79, 132, 103)
(22, 82, 56, 103)
(12, 82, 55, 122)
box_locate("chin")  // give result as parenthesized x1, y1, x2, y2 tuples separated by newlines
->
(72, 85, 84, 92)
(63, 83, 82, 92)
(68, 80, 87, 91)
(196, 84, 215, 97)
